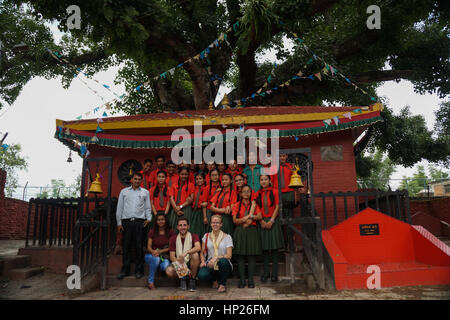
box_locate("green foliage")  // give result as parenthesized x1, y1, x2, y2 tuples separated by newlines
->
(0, 143, 28, 197)
(36, 174, 81, 199)
(399, 164, 449, 196)
(1, 0, 449, 168)
(370, 106, 450, 167)
(356, 149, 396, 190)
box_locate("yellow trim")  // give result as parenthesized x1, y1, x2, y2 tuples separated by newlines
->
(58, 104, 382, 131)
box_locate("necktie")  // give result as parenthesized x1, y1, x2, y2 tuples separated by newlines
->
(143, 174, 147, 189)
(194, 188, 201, 209)
(168, 176, 173, 187)
(280, 165, 285, 189)
(176, 184, 183, 205)
(159, 189, 164, 208)
(219, 191, 229, 208)
(263, 191, 269, 216)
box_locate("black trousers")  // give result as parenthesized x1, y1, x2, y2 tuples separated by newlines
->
(121, 218, 145, 274)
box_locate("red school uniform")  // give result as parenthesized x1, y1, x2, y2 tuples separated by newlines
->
(204, 182, 221, 209)
(270, 162, 294, 193)
(150, 168, 167, 187)
(210, 187, 236, 210)
(149, 184, 171, 212)
(226, 167, 243, 180)
(254, 187, 279, 218)
(232, 199, 257, 226)
(138, 169, 153, 189)
(170, 181, 195, 206)
(191, 185, 207, 210)
(188, 171, 196, 184)
(166, 173, 179, 188)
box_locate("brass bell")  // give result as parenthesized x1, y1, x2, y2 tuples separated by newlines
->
(288, 163, 304, 189)
(88, 173, 103, 194)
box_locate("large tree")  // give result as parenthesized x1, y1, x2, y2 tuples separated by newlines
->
(1, 0, 449, 169)
(0, 143, 28, 197)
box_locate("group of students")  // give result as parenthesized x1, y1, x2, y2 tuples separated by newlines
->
(116, 152, 302, 293)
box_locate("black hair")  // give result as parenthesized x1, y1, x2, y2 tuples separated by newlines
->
(234, 175, 245, 202)
(153, 170, 168, 198)
(208, 169, 222, 196)
(166, 160, 175, 167)
(143, 159, 152, 165)
(215, 173, 232, 208)
(255, 174, 274, 207)
(156, 155, 166, 162)
(177, 216, 189, 225)
(194, 172, 206, 186)
(152, 212, 170, 237)
(178, 167, 190, 192)
(133, 172, 143, 179)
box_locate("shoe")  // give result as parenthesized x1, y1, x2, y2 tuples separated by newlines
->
(189, 279, 197, 292)
(212, 281, 219, 289)
(248, 281, 255, 288)
(147, 283, 154, 290)
(238, 280, 246, 288)
(180, 277, 188, 290)
(218, 285, 226, 293)
(117, 271, 130, 280)
(135, 272, 144, 279)
(271, 275, 278, 282)
(260, 273, 270, 283)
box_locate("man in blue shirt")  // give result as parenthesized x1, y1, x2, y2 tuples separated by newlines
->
(116, 172, 152, 279)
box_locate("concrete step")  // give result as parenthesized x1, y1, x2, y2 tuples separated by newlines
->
(0, 255, 32, 276)
(107, 274, 305, 288)
(8, 266, 45, 280)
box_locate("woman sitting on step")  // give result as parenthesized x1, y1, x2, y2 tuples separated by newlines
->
(144, 212, 176, 290)
(198, 214, 234, 293)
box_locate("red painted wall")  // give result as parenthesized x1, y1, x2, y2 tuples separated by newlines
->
(0, 169, 29, 239)
(86, 129, 358, 199)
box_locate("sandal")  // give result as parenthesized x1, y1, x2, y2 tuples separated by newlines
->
(218, 285, 226, 293)
(147, 283, 154, 290)
(212, 281, 219, 289)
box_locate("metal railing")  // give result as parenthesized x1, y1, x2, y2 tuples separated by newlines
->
(9, 186, 80, 201)
(25, 198, 80, 247)
(312, 189, 411, 230)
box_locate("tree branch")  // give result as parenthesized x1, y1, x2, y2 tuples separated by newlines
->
(353, 69, 413, 83)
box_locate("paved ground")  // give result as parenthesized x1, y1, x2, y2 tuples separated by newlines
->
(1, 272, 449, 300)
(1, 240, 449, 300)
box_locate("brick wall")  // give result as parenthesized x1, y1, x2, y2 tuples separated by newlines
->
(410, 198, 450, 224)
(0, 169, 29, 239)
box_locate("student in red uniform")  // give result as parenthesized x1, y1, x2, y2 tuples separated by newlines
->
(232, 185, 262, 288)
(188, 160, 197, 184)
(190, 172, 208, 240)
(149, 171, 171, 229)
(165, 160, 179, 188)
(204, 168, 222, 227)
(226, 160, 243, 182)
(139, 159, 153, 190)
(231, 174, 246, 202)
(197, 161, 207, 175)
(216, 163, 227, 181)
(253, 174, 284, 282)
(270, 152, 295, 218)
(209, 173, 236, 235)
(150, 155, 166, 188)
(205, 162, 216, 184)
(168, 167, 194, 231)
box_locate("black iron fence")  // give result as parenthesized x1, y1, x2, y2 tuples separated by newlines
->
(312, 190, 411, 230)
(72, 196, 117, 283)
(26, 198, 80, 247)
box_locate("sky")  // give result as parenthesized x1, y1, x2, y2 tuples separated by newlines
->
(0, 26, 447, 198)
